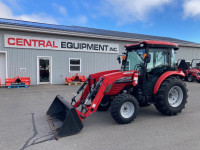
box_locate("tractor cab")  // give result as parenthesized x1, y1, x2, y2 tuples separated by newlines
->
(123, 41, 179, 97)
(124, 41, 178, 71)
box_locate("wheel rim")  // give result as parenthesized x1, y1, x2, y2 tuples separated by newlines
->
(120, 102, 135, 118)
(188, 76, 192, 82)
(168, 86, 183, 107)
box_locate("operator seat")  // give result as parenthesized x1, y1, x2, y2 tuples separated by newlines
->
(177, 59, 189, 71)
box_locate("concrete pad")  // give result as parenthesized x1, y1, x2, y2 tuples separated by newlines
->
(0, 83, 200, 150)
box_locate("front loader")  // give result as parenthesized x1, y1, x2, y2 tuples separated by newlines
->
(46, 40, 188, 139)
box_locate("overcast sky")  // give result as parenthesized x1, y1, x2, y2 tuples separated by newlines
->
(0, 0, 200, 43)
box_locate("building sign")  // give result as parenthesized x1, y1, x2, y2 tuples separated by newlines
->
(4, 34, 119, 54)
(4, 34, 59, 50)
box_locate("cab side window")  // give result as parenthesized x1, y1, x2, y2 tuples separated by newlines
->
(147, 48, 170, 73)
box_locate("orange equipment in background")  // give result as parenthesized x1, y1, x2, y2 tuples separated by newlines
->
(5, 76, 31, 86)
(65, 73, 86, 83)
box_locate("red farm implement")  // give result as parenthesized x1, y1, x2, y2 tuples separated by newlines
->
(5, 76, 31, 88)
(177, 59, 200, 82)
(65, 73, 86, 84)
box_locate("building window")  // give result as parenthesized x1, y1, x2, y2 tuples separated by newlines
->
(69, 58, 81, 72)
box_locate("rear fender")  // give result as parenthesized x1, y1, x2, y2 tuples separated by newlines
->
(153, 71, 185, 94)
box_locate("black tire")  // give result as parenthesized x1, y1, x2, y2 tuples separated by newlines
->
(187, 74, 194, 82)
(97, 96, 111, 111)
(184, 76, 188, 81)
(110, 94, 139, 124)
(198, 79, 200, 83)
(155, 76, 188, 116)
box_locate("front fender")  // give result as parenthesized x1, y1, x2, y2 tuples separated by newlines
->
(153, 71, 185, 94)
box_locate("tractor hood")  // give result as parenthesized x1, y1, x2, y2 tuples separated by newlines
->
(89, 70, 120, 80)
(104, 70, 135, 79)
(89, 70, 137, 82)
(102, 70, 139, 95)
(89, 70, 139, 95)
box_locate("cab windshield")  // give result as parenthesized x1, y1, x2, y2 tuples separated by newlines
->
(124, 49, 144, 71)
(124, 48, 175, 72)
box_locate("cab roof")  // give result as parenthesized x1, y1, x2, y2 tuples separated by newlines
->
(125, 40, 179, 51)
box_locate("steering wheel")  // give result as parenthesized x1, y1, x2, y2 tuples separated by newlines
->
(134, 64, 143, 70)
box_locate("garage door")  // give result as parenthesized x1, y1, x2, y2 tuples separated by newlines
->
(0, 53, 6, 85)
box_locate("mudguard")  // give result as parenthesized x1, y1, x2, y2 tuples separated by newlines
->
(153, 71, 185, 94)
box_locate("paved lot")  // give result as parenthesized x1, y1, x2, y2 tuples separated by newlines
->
(0, 82, 200, 150)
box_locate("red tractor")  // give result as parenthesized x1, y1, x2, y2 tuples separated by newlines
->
(46, 41, 188, 139)
(178, 59, 200, 82)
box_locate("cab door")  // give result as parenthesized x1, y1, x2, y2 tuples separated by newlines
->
(143, 48, 172, 94)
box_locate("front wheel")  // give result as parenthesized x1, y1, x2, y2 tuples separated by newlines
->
(155, 77, 188, 116)
(97, 96, 111, 111)
(187, 74, 194, 82)
(110, 94, 139, 124)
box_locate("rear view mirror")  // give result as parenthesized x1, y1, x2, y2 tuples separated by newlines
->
(122, 59, 126, 66)
(117, 56, 121, 64)
(146, 54, 151, 63)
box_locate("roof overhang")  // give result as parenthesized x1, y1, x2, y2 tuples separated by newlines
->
(0, 23, 200, 48)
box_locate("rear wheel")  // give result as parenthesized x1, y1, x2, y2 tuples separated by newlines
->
(155, 77, 188, 116)
(97, 96, 111, 111)
(110, 94, 139, 124)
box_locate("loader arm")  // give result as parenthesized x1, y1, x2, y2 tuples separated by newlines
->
(73, 70, 119, 108)
(74, 70, 139, 121)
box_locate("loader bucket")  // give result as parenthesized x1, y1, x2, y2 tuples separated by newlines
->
(46, 95, 83, 139)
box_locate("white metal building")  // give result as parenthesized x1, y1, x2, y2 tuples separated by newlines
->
(0, 18, 200, 85)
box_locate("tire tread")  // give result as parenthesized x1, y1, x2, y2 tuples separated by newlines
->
(155, 76, 188, 116)
(110, 93, 139, 124)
